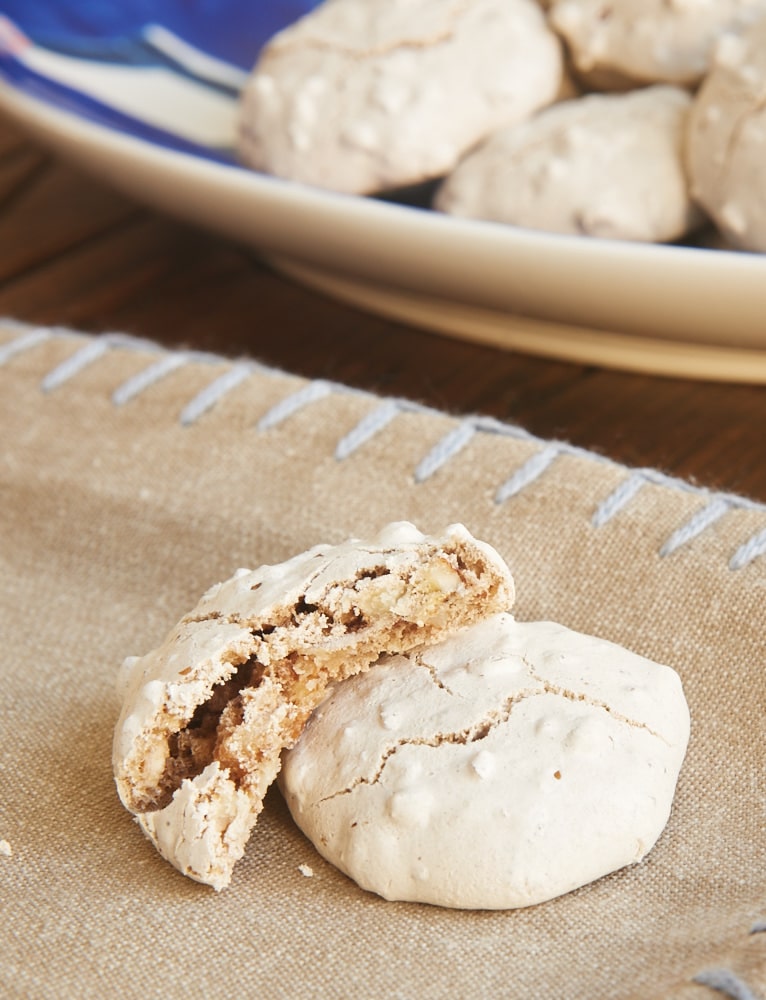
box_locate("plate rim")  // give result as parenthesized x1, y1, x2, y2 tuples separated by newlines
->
(1, 60, 765, 375)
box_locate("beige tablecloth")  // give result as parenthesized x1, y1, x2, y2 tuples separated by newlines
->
(1, 322, 764, 1000)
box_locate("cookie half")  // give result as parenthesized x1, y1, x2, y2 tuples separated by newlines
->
(281, 613, 690, 909)
(113, 522, 514, 889)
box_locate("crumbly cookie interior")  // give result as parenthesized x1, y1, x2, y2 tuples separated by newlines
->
(129, 542, 511, 814)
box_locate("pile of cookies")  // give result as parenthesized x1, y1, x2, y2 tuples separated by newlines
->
(237, 0, 766, 251)
(113, 524, 690, 908)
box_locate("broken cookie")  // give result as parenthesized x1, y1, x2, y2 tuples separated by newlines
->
(113, 522, 514, 889)
(280, 612, 690, 909)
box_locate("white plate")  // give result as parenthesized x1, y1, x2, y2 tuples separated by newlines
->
(1, 6, 766, 381)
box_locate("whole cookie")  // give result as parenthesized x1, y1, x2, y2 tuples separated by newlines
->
(687, 19, 766, 252)
(549, 0, 766, 87)
(238, 0, 562, 194)
(113, 523, 514, 889)
(280, 613, 690, 909)
(436, 86, 700, 243)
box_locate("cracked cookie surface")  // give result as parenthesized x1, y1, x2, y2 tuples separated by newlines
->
(280, 612, 690, 909)
(237, 0, 562, 194)
(112, 522, 514, 889)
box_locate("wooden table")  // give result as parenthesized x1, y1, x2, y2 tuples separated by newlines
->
(1, 111, 763, 502)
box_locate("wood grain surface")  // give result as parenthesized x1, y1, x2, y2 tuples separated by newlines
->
(1, 112, 763, 502)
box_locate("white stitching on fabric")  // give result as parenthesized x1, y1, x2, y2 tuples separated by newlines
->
(470, 413, 537, 443)
(594, 468, 765, 563)
(0, 324, 54, 365)
(692, 968, 762, 1000)
(660, 497, 732, 557)
(691, 921, 766, 1000)
(333, 406, 533, 463)
(257, 379, 336, 431)
(335, 399, 403, 460)
(494, 444, 561, 505)
(180, 359, 258, 426)
(5, 322, 766, 570)
(415, 420, 477, 483)
(592, 471, 648, 527)
(730, 527, 766, 571)
(591, 467, 747, 530)
(112, 353, 193, 406)
(39, 332, 160, 392)
(41, 338, 112, 391)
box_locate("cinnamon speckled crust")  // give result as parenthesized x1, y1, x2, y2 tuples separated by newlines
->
(113, 522, 514, 889)
(281, 613, 690, 909)
(548, 0, 766, 87)
(237, 0, 562, 194)
(436, 85, 701, 243)
(686, 18, 766, 252)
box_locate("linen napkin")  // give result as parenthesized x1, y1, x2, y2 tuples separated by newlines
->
(1, 320, 764, 1000)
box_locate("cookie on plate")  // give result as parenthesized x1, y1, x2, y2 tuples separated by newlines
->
(113, 523, 514, 889)
(686, 18, 766, 252)
(548, 0, 766, 87)
(280, 613, 690, 909)
(435, 85, 700, 243)
(238, 0, 562, 194)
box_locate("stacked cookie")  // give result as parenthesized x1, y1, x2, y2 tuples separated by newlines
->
(238, 0, 766, 251)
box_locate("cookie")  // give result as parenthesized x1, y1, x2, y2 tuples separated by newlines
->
(548, 0, 766, 87)
(435, 86, 700, 243)
(238, 0, 562, 194)
(113, 522, 514, 889)
(686, 19, 766, 252)
(280, 613, 690, 909)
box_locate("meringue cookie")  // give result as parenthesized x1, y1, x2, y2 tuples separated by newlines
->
(548, 0, 766, 87)
(238, 0, 562, 194)
(281, 612, 690, 909)
(686, 18, 766, 251)
(436, 85, 700, 243)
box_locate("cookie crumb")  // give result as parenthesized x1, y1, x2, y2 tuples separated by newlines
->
(0, 840, 12, 857)
(298, 863, 314, 878)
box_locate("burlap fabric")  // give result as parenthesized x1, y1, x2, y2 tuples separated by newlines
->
(1, 322, 764, 1000)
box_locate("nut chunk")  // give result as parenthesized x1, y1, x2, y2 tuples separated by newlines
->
(113, 522, 514, 889)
